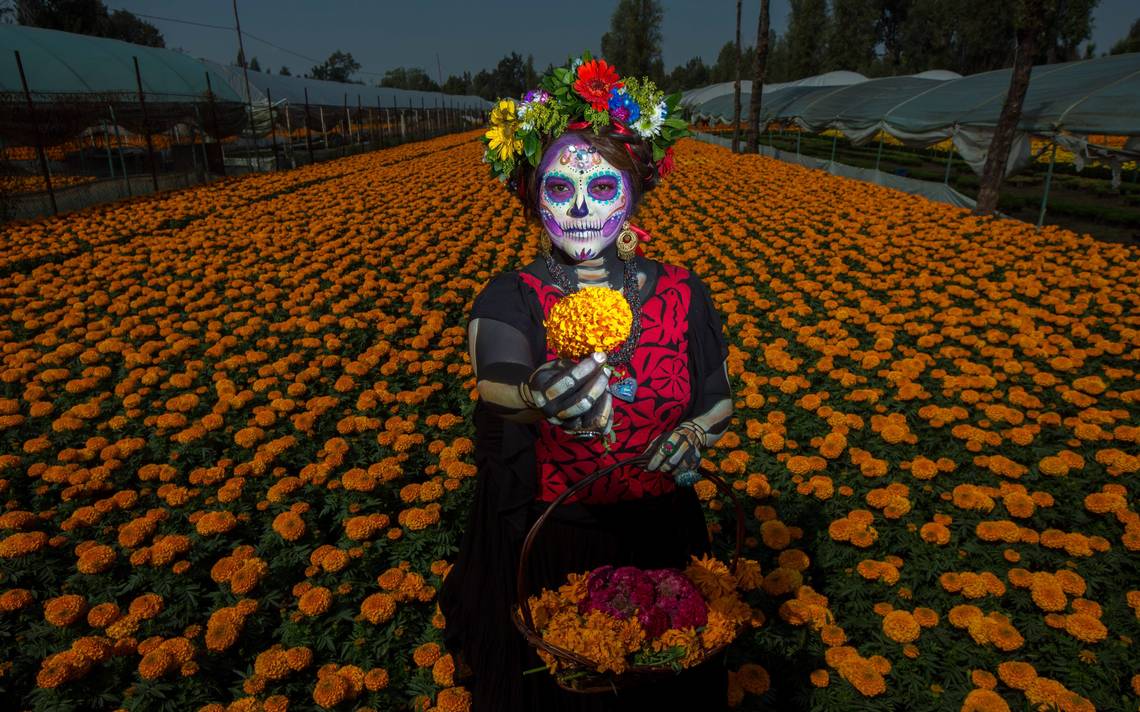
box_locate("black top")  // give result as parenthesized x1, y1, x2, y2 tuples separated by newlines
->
(438, 261, 731, 711)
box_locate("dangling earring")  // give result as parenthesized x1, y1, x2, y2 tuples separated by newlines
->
(616, 221, 638, 261)
(539, 231, 552, 256)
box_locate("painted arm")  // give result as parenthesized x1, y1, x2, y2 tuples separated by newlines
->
(645, 360, 734, 476)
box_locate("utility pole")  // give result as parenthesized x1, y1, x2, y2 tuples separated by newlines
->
(233, 0, 257, 172)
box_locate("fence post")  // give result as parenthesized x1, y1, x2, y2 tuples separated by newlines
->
(101, 118, 115, 179)
(266, 87, 279, 171)
(204, 72, 226, 176)
(1037, 141, 1058, 228)
(874, 130, 885, 173)
(368, 106, 375, 147)
(303, 86, 315, 164)
(378, 97, 386, 145)
(132, 56, 160, 192)
(342, 93, 349, 157)
(829, 131, 838, 166)
(282, 100, 296, 169)
(192, 104, 210, 181)
(357, 94, 363, 146)
(108, 104, 132, 197)
(319, 106, 328, 153)
(943, 142, 954, 184)
(14, 49, 57, 215)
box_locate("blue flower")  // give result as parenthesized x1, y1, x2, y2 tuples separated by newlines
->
(607, 88, 641, 124)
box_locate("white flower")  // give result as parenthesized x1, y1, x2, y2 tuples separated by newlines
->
(633, 100, 667, 139)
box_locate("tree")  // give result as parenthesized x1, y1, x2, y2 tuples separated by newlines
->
(279, 66, 292, 76)
(877, 0, 911, 71)
(665, 56, 710, 92)
(600, 0, 666, 82)
(442, 72, 472, 95)
(749, 0, 771, 154)
(732, 0, 743, 152)
(1109, 18, 1140, 54)
(248, 56, 261, 72)
(15, 0, 163, 46)
(897, 0, 1015, 75)
(974, 0, 1046, 216)
(709, 41, 755, 84)
(311, 51, 361, 83)
(826, 0, 879, 73)
(380, 67, 440, 92)
(525, 54, 538, 89)
(1038, 0, 1099, 64)
(786, 0, 828, 78)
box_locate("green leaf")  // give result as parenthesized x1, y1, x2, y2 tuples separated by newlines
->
(652, 143, 666, 161)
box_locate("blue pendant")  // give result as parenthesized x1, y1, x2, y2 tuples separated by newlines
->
(610, 377, 638, 403)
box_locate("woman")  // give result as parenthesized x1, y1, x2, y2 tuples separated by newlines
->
(439, 55, 734, 712)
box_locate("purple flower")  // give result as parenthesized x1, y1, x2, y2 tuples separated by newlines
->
(523, 88, 550, 104)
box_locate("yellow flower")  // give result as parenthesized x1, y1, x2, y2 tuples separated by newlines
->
(545, 287, 633, 359)
(485, 99, 523, 161)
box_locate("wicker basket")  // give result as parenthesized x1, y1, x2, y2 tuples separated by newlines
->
(510, 453, 746, 694)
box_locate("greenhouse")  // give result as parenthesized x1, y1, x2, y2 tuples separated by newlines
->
(1, 24, 490, 217)
(686, 52, 1140, 173)
(684, 52, 1140, 219)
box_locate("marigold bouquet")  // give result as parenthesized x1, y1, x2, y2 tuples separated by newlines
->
(544, 286, 633, 359)
(521, 554, 761, 684)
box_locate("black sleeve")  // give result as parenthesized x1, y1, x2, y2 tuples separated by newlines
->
(468, 271, 546, 383)
(685, 271, 731, 420)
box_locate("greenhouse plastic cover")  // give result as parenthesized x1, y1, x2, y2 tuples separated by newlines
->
(690, 51, 1140, 137)
(1, 25, 490, 112)
(1, 25, 242, 101)
(199, 60, 491, 111)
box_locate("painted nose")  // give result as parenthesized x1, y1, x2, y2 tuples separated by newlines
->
(567, 196, 588, 219)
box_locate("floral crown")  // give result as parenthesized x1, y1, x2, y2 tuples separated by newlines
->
(482, 50, 689, 188)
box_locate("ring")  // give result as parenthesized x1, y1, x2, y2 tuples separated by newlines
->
(660, 440, 676, 456)
(674, 469, 701, 487)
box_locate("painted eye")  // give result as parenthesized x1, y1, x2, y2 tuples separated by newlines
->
(544, 179, 573, 202)
(588, 178, 618, 201)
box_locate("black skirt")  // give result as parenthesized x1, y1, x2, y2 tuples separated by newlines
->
(438, 404, 729, 712)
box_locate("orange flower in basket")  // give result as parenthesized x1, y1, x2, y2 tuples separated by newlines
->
(544, 287, 633, 359)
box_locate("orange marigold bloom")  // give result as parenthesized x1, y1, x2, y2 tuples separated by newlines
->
(298, 587, 333, 617)
(545, 287, 632, 358)
(272, 511, 306, 541)
(961, 689, 1011, 712)
(360, 593, 397, 625)
(882, 610, 921, 643)
(43, 594, 87, 627)
(413, 642, 441, 667)
(996, 661, 1037, 690)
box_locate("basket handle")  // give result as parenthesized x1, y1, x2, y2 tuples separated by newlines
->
(514, 453, 746, 635)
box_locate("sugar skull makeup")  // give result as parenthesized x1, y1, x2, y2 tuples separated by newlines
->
(538, 133, 631, 262)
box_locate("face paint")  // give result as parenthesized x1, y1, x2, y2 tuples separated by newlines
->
(538, 133, 631, 262)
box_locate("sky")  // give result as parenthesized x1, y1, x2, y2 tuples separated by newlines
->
(105, 0, 1137, 83)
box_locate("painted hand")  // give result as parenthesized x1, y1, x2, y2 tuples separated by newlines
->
(644, 422, 705, 479)
(519, 352, 609, 427)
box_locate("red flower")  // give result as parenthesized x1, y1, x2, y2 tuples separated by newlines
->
(657, 146, 675, 178)
(574, 59, 624, 111)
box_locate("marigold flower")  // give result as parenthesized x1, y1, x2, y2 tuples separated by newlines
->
(544, 287, 632, 359)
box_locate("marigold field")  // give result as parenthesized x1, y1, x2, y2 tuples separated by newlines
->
(1, 130, 1139, 712)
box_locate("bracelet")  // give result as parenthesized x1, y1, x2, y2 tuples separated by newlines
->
(677, 421, 708, 450)
(518, 382, 538, 411)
